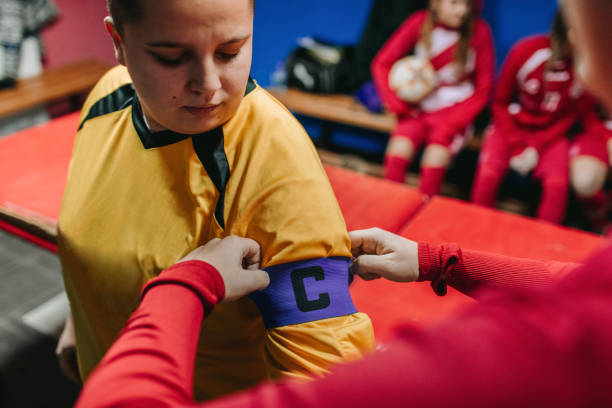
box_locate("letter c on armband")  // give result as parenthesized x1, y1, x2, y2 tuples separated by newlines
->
(248, 257, 358, 328)
(291, 266, 331, 312)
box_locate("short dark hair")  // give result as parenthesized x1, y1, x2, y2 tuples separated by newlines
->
(107, 0, 255, 35)
(107, 0, 142, 35)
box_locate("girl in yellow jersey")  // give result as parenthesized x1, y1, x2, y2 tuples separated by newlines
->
(57, 0, 374, 400)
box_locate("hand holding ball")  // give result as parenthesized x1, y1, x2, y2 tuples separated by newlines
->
(388, 56, 437, 103)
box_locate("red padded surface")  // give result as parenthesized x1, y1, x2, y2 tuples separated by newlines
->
(0, 112, 79, 231)
(400, 196, 606, 262)
(324, 165, 425, 233)
(351, 196, 606, 343)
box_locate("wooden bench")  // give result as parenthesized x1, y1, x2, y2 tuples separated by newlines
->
(0, 58, 110, 119)
(269, 87, 523, 214)
(268, 87, 396, 133)
(267, 87, 482, 151)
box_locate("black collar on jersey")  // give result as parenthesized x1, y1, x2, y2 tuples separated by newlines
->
(130, 76, 257, 149)
(77, 77, 257, 230)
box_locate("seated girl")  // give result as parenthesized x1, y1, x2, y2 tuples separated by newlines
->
(371, 0, 494, 197)
(471, 11, 588, 224)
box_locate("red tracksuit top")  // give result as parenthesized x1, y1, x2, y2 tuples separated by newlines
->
(75, 241, 612, 408)
(493, 35, 589, 155)
(371, 10, 494, 141)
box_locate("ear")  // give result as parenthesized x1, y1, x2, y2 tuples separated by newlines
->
(104, 16, 126, 66)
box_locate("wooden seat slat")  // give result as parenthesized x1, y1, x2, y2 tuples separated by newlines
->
(0, 58, 110, 119)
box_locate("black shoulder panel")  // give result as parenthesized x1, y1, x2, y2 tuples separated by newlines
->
(78, 83, 136, 130)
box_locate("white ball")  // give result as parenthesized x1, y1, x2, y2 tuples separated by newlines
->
(388, 56, 437, 103)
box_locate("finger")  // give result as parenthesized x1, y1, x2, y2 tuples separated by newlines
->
(238, 237, 261, 268)
(348, 230, 368, 257)
(349, 229, 384, 257)
(250, 269, 270, 291)
(204, 237, 221, 248)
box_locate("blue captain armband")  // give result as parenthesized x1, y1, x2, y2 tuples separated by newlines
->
(248, 257, 358, 328)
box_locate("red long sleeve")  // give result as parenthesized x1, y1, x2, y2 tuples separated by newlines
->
(492, 39, 537, 154)
(371, 11, 426, 117)
(75, 260, 225, 408)
(77, 246, 612, 408)
(417, 242, 578, 297)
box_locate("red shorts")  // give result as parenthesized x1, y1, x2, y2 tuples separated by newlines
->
(479, 124, 569, 184)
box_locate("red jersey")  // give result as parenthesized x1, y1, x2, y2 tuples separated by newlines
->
(493, 35, 587, 154)
(75, 242, 612, 408)
(372, 10, 494, 140)
(582, 104, 612, 145)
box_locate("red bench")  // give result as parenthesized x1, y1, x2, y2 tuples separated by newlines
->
(324, 164, 424, 233)
(0, 111, 79, 247)
(349, 196, 606, 342)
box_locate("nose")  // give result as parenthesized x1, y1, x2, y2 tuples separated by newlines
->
(187, 57, 221, 96)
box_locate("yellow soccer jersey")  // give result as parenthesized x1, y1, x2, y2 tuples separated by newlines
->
(58, 66, 374, 399)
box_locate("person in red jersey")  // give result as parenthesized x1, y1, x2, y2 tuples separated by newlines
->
(75, 1, 612, 406)
(569, 103, 612, 231)
(371, 0, 494, 197)
(471, 10, 589, 224)
(76, 227, 612, 408)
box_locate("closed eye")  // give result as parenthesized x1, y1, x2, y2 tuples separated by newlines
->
(217, 51, 240, 61)
(148, 51, 187, 66)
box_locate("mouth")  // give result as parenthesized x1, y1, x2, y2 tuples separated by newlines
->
(183, 104, 220, 116)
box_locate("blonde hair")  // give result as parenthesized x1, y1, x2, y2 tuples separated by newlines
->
(419, 0, 475, 76)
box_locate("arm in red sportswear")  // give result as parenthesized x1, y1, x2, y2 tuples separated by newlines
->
(425, 20, 495, 142)
(371, 11, 426, 117)
(579, 97, 610, 143)
(74, 261, 224, 408)
(491, 41, 530, 155)
(77, 243, 598, 408)
(417, 242, 579, 297)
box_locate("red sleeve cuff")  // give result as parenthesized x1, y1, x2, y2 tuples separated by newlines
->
(141, 260, 225, 316)
(417, 242, 462, 296)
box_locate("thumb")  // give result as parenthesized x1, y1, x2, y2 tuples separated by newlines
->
(249, 268, 270, 291)
(353, 253, 393, 279)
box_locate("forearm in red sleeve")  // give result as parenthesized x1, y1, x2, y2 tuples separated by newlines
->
(371, 11, 425, 116)
(492, 44, 522, 134)
(426, 21, 495, 141)
(76, 247, 612, 408)
(417, 242, 579, 297)
(206, 246, 612, 408)
(491, 56, 529, 154)
(75, 261, 225, 408)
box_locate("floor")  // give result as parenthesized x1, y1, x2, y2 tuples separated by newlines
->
(0, 229, 80, 408)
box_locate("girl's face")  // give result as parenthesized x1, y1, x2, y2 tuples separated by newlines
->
(107, 0, 253, 134)
(433, 0, 470, 29)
